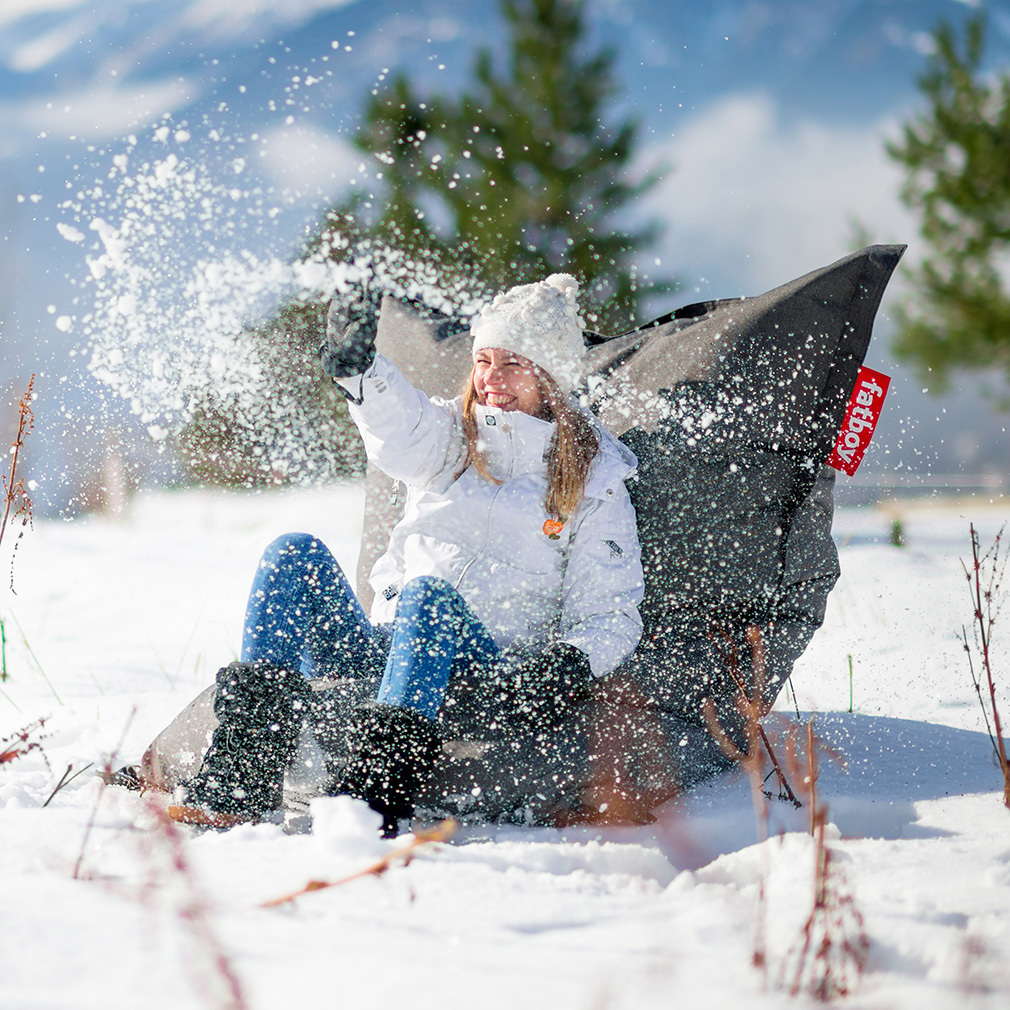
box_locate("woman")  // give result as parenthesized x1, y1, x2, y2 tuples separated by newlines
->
(170, 274, 644, 835)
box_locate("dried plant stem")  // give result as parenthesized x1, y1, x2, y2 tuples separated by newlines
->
(807, 719, 818, 837)
(962, 523, 1010, 807)
(44, 763, 75, 802)
(703, 628, 773, 978)
(4, 609, 62, 705)
(0, 375, 35, 553)
(1, 376, 35, 691)
(0, 717, 48, 766)
(703, 633, 856, 988)
(780, 726, 869, 1001)
(262, 818, 458, 908)
(715, 627, 802, 807)
(144, 799, 251, 1010)
(758, 727, 801, 807)
(783, 814, 869, 999)
(73, 708, 135, 879)
(43, 762, 94, 807)
(747, 740, 770, 979)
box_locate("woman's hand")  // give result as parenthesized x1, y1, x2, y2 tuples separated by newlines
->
(319, 284, 381, 379)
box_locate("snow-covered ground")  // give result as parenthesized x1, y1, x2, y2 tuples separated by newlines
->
(2, 484, 1008, 1009)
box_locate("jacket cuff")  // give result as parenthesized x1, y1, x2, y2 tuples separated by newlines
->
(333, 357, 381, 398)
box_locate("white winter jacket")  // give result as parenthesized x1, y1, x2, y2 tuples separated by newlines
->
(340, 355, 644, 678)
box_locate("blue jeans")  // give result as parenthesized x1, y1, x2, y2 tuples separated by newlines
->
(241, 533, 499, 722)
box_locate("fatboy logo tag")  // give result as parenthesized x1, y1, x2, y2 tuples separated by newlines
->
(827, 366, 890, 475)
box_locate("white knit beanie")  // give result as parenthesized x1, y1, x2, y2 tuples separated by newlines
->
(470, 273, 587, 394)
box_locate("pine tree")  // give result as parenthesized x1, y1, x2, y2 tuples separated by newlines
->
(313, 0, 668, 332)
(887, 13, 1010, 402)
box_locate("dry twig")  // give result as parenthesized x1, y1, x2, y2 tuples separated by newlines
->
(1, 374, 36, 561)
(43, 761, 95, 807)
(1, 375, 36, 686)
(781, 819, 869, 1000)
(961, 523, 1009, 807)
(73, 707, 135, 879)
(705, 642, 862, 994)
(0, 716, 49, 768)
(779, 724, 869, 1001)
(702, 627, 775, 976)
(780, 718, 846, 836)
(141, 798, 251, 1010)
(710, 625, 802, 807)
(261, 818, 458, 908)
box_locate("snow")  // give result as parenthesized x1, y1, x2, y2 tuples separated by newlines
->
(57, 222, 86, 243)
(59, 130, 487, 489)
(2, 487, 1009, 1009)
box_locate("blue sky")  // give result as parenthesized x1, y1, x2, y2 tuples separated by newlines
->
(2, 0, 1009, 508)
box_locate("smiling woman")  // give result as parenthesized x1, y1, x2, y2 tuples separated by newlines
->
(472, 348, 546, 417)
(168, 272, 645, 836)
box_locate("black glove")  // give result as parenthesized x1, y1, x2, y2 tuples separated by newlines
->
(319, 284, 381, 380)
(493, 643, 594, 728)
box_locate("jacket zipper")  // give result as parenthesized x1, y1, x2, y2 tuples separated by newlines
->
(454, 423, 514, 592)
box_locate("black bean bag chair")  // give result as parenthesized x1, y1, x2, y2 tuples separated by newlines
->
(141, 245, 905, 826)
(582, 244, 905, 793)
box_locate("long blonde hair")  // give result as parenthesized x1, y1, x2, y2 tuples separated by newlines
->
(461, 366, 599, 522)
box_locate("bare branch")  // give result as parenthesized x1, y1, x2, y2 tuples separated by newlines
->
(261, 818, 457, 908)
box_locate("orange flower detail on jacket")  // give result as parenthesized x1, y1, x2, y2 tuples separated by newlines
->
(542, 518, 565, 539)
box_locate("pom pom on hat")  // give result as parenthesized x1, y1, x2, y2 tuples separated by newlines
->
(471, 273, 587, 394)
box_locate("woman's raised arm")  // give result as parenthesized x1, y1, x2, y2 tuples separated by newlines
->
(335, 355, 464, 489)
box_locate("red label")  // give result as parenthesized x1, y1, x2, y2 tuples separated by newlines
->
(826, 366, 890, 475)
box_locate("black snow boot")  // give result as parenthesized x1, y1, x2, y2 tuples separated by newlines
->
(170, 661, 308, 827)
(332, 702, 443, 838)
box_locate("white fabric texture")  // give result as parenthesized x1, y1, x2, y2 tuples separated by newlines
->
(470, 273, 587, 394)
(339, 355, 644, 677)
